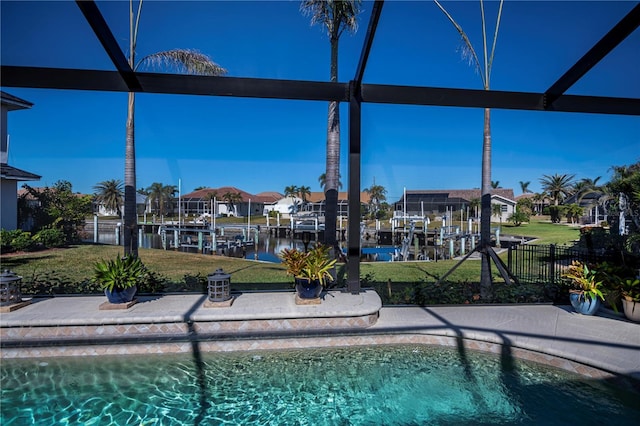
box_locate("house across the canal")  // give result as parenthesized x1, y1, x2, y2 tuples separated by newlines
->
(394, 189, 516, 223)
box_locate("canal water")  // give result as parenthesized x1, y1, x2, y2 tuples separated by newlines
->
(86, 229, 445, 263)
(84, 222, 455, 262)
(86, 230, 304, 263)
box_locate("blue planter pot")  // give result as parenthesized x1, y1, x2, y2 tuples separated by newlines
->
(295, 278, 322, 299)
(104, 286, 137, 304)
(569, 291, 601, 315)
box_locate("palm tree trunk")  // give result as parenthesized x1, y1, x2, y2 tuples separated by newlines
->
(123, 0, 139, 258)
(123, 91, 139, 257)
(324, 34, 340, 250)
(480, 107, 492, 296)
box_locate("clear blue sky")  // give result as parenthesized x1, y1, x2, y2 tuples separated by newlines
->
(2, 1, 639, 203)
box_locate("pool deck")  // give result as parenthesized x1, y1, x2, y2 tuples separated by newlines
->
(1, 291, 639, 384)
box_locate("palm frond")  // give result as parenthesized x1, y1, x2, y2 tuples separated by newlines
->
(301, 0, 331, 29)
(486, 0, 504, 84)
(433, 0, 484, 87)
(137, 49, 227, 76)
(458, 41, 481, 75)
(300, 0, 361, 38)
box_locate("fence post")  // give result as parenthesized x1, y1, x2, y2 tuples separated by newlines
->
(549, 244, 556, 285)
(507, 244, 513, 271)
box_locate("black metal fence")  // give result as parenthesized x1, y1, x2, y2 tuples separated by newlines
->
(507, 244, 616, 285)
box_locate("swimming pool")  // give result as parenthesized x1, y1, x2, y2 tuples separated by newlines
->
(2, 345, 639, 425)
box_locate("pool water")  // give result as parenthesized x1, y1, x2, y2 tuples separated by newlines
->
(2, 345, 639, 425)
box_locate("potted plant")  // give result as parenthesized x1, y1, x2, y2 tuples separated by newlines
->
(619, 276, 640, 322)
(280, 244, 337, 300)
(594, 262, 640, 320)
(93, 255, 146, 304)
(562, 260, 605, 315)
(593, 261, 624, 314)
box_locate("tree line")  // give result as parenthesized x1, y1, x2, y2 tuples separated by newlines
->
(504, 164, 639, 235)
(284, 176, 389, 220)
(94, 180, 244, 217)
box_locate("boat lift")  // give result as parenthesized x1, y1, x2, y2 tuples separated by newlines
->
(399, 221, 417, 261)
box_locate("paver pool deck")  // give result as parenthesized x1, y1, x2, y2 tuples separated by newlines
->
(1, 291, 639, 385)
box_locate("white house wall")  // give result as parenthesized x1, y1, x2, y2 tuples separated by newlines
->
(263, 197, 302, 219)
(491, 195, 516, 223)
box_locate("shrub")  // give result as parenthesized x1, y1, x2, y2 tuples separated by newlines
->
(19, 270, 84, 296)
(34, 228, 66, 248)
(0, 229, 15, 252)
(138, 269, 169, 294)
(508, 211, 529, 226)
(2, 229, 36, 252)
(370, 278, 551, 306)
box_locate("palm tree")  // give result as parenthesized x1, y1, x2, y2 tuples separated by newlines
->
(284, 185, 299, 214)
(162, 184, 178, 216)
(146, 182, 176, 216)
(284, 185, 299, 200)
(519, 180, 532, 194)
(532, 192, 545, 215)
(298, 185, 311, 205)
(491, 203, 503, 224)
(434, 0, 505, 293)
(364, 182, 387, 219)
(146, 182, 163, 215)
(122, 0, 227, 257)
(540, 173, 575, 206)
(318, 173, 342, 191)
(491, 180, 500, 189)
(565, 203, 584, 224)
(301, 0, 361, 250)
(222, 192, 242, 216)
(93, 179, 124, 216)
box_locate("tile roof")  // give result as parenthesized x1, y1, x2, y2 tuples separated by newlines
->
(181, 187, 283, 203)
(254, 191, 285, 203)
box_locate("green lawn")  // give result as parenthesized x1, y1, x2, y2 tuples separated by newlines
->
(2, 244, 290, 286)
(1, 243, 505, 294)
(498, 216, 581, 245)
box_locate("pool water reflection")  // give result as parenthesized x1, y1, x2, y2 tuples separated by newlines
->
(2, 345, 639, 425)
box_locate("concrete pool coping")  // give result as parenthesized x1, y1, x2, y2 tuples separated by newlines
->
(1, 291, 639, 384)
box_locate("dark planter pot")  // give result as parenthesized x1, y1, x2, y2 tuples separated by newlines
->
(104, 286, 137, 304)
(569, 291, 601, 315)
(295, 278, 323, 299)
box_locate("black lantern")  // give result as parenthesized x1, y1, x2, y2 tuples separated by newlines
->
(0, 270, 23, 306)
(207, 268, 231, 302)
